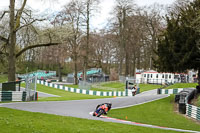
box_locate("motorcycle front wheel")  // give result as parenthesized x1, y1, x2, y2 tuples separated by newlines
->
(97, 109, 104, 117)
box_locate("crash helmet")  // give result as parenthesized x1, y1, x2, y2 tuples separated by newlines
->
(108, 102, 112, 107)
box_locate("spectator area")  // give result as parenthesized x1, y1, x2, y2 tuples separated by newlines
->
(18, 70, 56, 80)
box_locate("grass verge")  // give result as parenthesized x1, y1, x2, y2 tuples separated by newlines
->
(64, 84, 78, 88)
(165, 83, 198, 89)
(194, 94, 200, 107)
(91, 82, 124, 92)
(0, 74, 8, 83)
(0, 107, 182, 133)
(64, 82, 162, 92)
(198, 96, 200, 107)
(108, 95, 200, 131)
(36, 84, 111, 101)
(92, 82, 162, 92)
(139, 84, 162, 92)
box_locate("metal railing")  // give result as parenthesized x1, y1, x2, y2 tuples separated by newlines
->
(25, 75, 37, 101)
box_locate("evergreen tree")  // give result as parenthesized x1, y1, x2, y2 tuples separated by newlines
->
(155, 0, 200, 85)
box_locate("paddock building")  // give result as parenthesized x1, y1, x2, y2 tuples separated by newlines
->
(135, 70, 190, 84)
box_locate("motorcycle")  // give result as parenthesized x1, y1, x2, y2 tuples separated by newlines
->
(93, 103, 112, 117)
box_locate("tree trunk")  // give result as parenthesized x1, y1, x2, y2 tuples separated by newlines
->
(123, 8, 129, 77)
(83, 0, 90, 81)
(58, 63, 62, 82)
(83, 67, 86, 81)
(132, 52, 136, 76)
(137, 47, 141, 69)
(8, 0, 16, 82)
(125, 52, 129, 76)
(119, 57, 123, 75)
(198, 68, 200, 87)
(149, 54, 152, 70)
(74, 54, 78, 85)
(132, 61, 136, 77)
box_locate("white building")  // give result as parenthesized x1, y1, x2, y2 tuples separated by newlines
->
(136, 70, 177, 84)
(188, 70, 198, 83)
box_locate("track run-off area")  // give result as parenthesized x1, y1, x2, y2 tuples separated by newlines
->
(0, 89, 199, 133)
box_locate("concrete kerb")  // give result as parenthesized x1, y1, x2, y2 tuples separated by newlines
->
(102, 116, 200, 133)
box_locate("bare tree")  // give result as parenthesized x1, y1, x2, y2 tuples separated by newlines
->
(109, 1, 165, 76)
(53, 0, 84, 84)
(89, 30, 116, 72)
(82, 0, 99, 81)
(112, 0, 136, 76)
(139, 4, 164, 69)
(0, 0, 61, 81)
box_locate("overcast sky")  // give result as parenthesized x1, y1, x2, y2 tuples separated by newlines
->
(0, 0, 175, 29)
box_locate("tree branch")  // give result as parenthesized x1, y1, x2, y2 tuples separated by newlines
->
(0, 11, 9, 21)
(15, 0, 27, 31)
(16, 18, 45, 31)
(0, 35, 8, 43)
(16, 42, 60, 58)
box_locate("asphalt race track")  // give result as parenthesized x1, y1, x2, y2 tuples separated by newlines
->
(0, 90, 167, 119)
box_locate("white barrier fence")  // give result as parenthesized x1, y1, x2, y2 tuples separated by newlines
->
(37, 80, 135, 97)
(0, 91, 26, 102)
(186, 104, 200, 121)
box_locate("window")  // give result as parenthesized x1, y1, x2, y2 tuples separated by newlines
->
(151, 74, 153, 78)
(162, 74, 164, 78)
(169, 75, 171, 79)
(165, 74, 168, 79)
(144, 74, 146, 78)
(147, 74, 149, 78)
(156, 74, 158, 78)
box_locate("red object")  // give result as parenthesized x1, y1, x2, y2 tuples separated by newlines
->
(100, 105, 109, 112)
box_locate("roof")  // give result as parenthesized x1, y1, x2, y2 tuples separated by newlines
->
(143, 70, 158, 74)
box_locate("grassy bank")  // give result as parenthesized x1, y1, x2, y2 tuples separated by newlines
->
(139, 84, 162, 92)
(195, 93, 200, 107)
(65, 81, 162, 93)
(108, 95, 200, 131)
(0, 74, 8, 83)
(91, 82, 124, 92)
(165, 83, 198, 89)
(0, 107, 182, 133)
(36, 84, 111, 101)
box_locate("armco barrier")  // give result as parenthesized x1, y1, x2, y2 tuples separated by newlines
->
(0, 91, 26, 102)
(186, 104, 200, 121)
(157, 88, 184, 95)
(37, 80, 138, 97)
(177, 88, 196, 114)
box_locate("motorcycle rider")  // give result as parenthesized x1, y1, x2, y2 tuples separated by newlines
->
(131, 84, 137, 96)
(93, 103, 112, 117)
